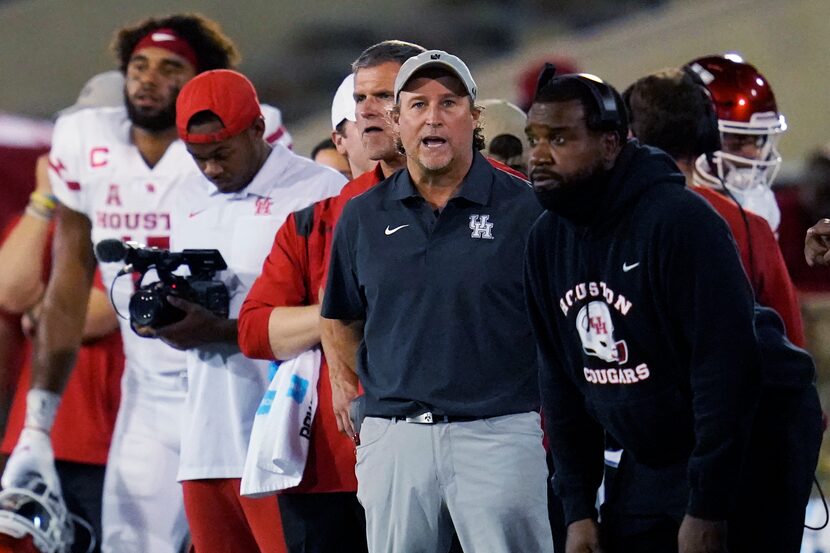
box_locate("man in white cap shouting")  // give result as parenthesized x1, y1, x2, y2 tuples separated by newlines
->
(322, 50, 553, 553)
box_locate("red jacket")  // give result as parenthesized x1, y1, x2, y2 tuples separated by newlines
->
(238, 164, 384, 493)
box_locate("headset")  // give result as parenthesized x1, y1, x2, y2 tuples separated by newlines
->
(682, 64, 721, 158)
(535, 62, 624, 130)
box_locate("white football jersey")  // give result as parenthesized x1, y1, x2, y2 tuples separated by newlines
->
(49, 106, 294, 385)
(169, 145, 345, 479)
(49, 106, 193, 383)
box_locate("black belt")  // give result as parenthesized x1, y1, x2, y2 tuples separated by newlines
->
(377, 412, 482, 424)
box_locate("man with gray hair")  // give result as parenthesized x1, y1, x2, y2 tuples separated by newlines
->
(321, 50, 552, 552)
(239, 40, 425, 553)
(320, 39, 426, 437)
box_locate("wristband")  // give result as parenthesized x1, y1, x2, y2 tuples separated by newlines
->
(29, 191, 57, 211)
(24, 388, 61, 434)
(25, 204, 53, 221)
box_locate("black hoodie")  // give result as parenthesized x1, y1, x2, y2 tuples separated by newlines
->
(524, 141, 761, 524)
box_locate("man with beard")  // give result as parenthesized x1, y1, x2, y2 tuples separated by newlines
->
(0, 15, 275, 553)
(523, 67, 761, 553)
(321, 50, 552, 552)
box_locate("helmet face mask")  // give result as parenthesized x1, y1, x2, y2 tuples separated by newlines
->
(714, 130, 782, 191)
(0, 477, 73, 553)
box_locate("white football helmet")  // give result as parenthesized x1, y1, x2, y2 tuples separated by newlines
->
(576, 301, 628, 364)
(0, 476, 73, 553)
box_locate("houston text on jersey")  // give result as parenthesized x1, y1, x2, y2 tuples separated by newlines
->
(95, 211, 171, 231)
(559, 281, 633, 317)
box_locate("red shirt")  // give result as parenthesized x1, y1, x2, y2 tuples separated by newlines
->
(694, 187, 804, 346)
(0, 217, 124, 465)
(238, 164, 384, 493)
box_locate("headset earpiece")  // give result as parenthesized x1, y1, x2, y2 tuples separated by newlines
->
(534, 68, 625, 136)
(571, 74, 622, 128)
(682, 65, 721, 157)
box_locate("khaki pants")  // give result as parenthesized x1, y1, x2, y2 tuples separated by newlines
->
(356, 412, 553, 553)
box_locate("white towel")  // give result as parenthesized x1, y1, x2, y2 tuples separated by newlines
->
(241, 348, 321, 498)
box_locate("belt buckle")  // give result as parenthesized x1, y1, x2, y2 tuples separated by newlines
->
(405, 412, 435, 424)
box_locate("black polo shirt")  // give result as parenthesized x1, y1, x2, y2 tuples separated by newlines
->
(322, 152, 543, 417)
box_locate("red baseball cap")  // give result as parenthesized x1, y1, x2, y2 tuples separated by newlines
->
(176, 69, 262, 144)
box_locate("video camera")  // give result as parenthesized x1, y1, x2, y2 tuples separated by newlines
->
(94, 239, 230, 329)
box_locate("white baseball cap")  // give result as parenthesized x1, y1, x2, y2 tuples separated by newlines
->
(331, 73, 356, 131)
(394, 50, 477, 103)
(57, 70, 125, 118)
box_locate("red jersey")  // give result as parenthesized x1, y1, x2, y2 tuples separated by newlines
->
(694, 187, 804, 346)
(0, 217, 124, 465)
(238, 164, 384, 493)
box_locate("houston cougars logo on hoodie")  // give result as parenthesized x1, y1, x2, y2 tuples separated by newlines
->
(560, 283, 651, 385)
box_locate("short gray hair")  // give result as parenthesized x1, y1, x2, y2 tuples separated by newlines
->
(351, 40, 426, 73)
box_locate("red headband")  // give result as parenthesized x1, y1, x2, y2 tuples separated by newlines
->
(132, 28, 199, 71)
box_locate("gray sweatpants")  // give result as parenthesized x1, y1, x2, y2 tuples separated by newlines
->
(355, 411, 554, 553)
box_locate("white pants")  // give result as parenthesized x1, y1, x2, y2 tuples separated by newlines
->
(101, 371, 189, 553)
(356, 412, 553, 553)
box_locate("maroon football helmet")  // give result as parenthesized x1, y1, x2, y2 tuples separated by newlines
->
(688, 54, 787, 190)
(687, 54, 787, 231)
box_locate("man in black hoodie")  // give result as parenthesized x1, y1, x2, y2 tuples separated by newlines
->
(523, 68, 762, 553)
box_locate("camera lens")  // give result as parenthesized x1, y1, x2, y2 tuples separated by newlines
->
(129, 288, 166, 327)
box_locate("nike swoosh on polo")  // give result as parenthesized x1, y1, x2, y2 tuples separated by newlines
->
(622, 262, 640, 272)
(189, 208, 207, 218)
(385, 224, 410, 235)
